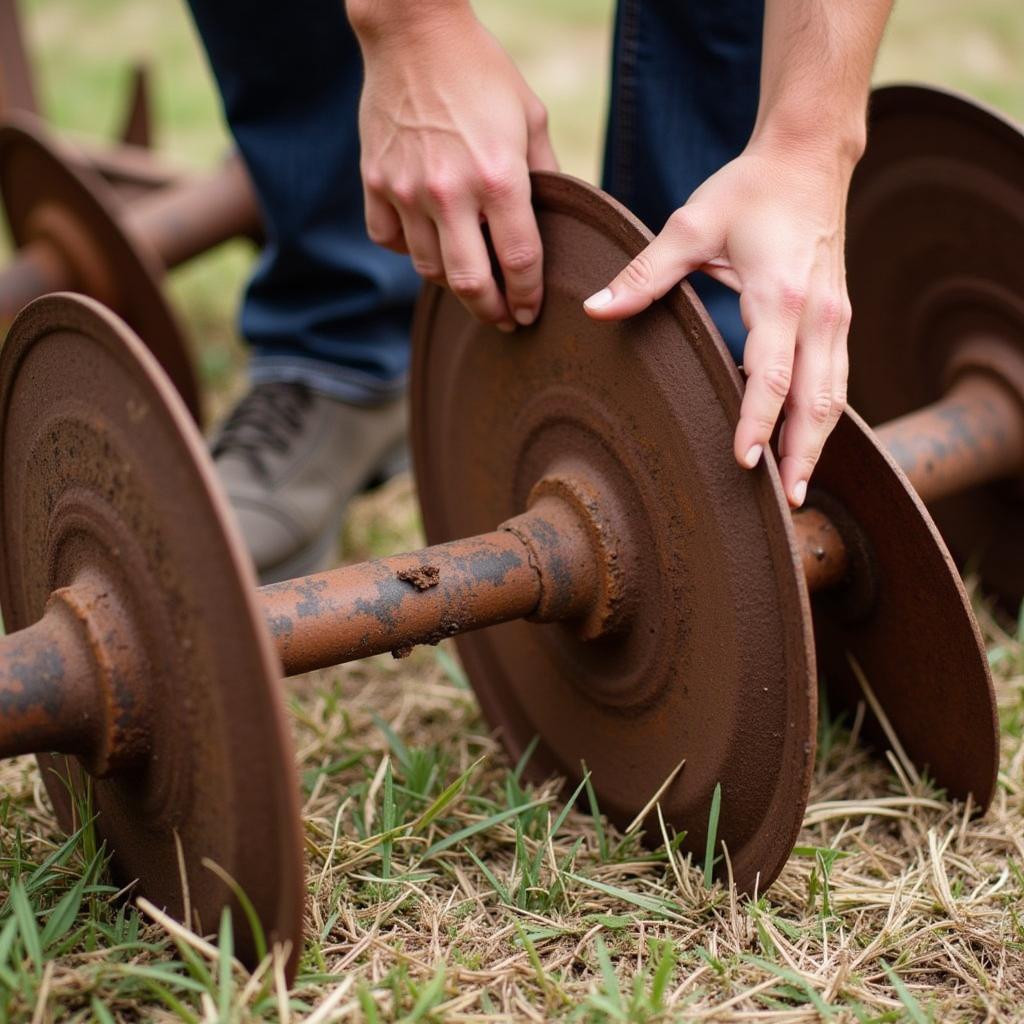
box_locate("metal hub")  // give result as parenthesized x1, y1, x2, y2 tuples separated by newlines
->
(0, 295, 302, 968)
(0, 115, 200, 420)
(846, 84, 1024, 608)
(412, 173, 817, 892)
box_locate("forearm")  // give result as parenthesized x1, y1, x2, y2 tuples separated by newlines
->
(752, 0, 893, 167)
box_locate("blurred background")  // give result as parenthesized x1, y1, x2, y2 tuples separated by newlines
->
(9, 0, 1024, 422)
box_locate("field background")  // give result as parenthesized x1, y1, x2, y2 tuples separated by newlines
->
(2, 1, 1024, 1020)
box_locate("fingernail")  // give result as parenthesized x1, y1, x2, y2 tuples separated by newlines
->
(513, 308, 535, 326)
(584, 287, 613, 310)
(744, 444, 763, 469)
(496, 321, 515, 334)
(793, 480, 808, 506)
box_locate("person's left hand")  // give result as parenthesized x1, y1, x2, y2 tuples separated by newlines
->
(583, 141, 854, 508)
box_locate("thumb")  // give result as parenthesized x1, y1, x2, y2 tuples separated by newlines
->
(583, 208, 717, 320)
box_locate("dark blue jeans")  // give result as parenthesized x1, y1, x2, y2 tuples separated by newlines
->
(186, 0, 763, 402)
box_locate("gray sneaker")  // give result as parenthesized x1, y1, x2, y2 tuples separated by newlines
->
(212, 381, 408, 583)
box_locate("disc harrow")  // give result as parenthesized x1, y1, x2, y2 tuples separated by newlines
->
(0, 115, 261, 420)
(0, 85, 1016, 979)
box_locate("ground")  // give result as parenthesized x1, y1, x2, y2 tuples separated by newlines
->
(1, 1, 1024, 1020)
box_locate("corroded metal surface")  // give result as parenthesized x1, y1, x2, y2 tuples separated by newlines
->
(846, 84, 1024, 609)
(0, 0, 37, 116)
(264, 473, 629, 674)
(119, 64, 152, 150)
(810, 410, 998, 809)
(411, 172, 817, 893)
(792, 507, 849, 593)
(0, 599, 102, 760)
(124, 155, 262, 267)
(0, 115, 200, 419)
(0, 295, 304, 973)
(877, 372, 1024, 507)
(0, 566, 154, 776)
(263, 530, 543, 675)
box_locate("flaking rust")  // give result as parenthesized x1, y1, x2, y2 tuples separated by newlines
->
(397, 564, 441, 590)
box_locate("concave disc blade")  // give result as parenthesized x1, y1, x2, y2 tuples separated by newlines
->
(846, 84, 1024, 609)
(411, 173, 816, 892)
(0, 115, 201, 422)
(0, 294, 303, 971)
(811, 409, 998, 809)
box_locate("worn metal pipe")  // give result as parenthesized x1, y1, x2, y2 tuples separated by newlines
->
(260, 530, 544, 677)
(0, 242, 70, 322)
(877, 373, 1024, 507)
(124, 156, 259, 270)
(0, 602, 96, 759)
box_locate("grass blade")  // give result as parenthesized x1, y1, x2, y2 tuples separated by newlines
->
(10, 881, 42, 973)
(564, 872, 684, 922)
(882, 961, 930, 1024)
(703, 782, 722, 889)
(423, 798, 550, 858)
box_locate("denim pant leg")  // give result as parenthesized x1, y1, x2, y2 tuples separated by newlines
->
(602, 0, 764, 362)
(185, 0, 420, 404)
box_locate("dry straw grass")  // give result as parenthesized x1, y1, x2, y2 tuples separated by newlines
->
(0, 477, 1021, 1022)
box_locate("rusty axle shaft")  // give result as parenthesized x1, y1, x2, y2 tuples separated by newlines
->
(878, 371, 1024, 506)
(261, 529, 544, 676)
(794, 357, 1024, 595)
(0, 350, 1021, 766)
(122, 157, 258, 270)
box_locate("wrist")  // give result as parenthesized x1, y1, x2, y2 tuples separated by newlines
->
(346, 0, 473, 42)
(749, 108, 867, 177)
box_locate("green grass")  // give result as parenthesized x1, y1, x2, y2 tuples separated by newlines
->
(3, 1, 1024, 1020)
(2, 619, 1021, 1021)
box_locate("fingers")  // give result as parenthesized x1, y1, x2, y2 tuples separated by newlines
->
(777, 324, 834, 506)
(583, 208, 714, 321)
(484, 179, 544, 326)
(363, 184, 406, 253)
(435, 201, 515, 330)
(735, 284, 851, 507)
(366, 160, 543, 329)
(776, 290, 849, 505)
(397, 210, 445, 284)
(526, 108, 560, 174)
(734, 300, 799, 494)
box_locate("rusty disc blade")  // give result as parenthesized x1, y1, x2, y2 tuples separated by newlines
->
(0, 294, 303, 971)
(411, 173, 816, 892)
(0, 114, 201, 422)
(846, 84, 1024, 609)
(810, 409, 998, 809)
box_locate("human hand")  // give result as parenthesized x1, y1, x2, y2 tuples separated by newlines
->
(584, 143, 855, 507)
(351, 3, 558, 331)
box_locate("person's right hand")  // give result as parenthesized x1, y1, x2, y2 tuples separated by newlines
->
(350, 2, 559, 331)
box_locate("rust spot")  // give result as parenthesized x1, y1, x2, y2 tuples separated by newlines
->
(397, 564, 441, 591)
